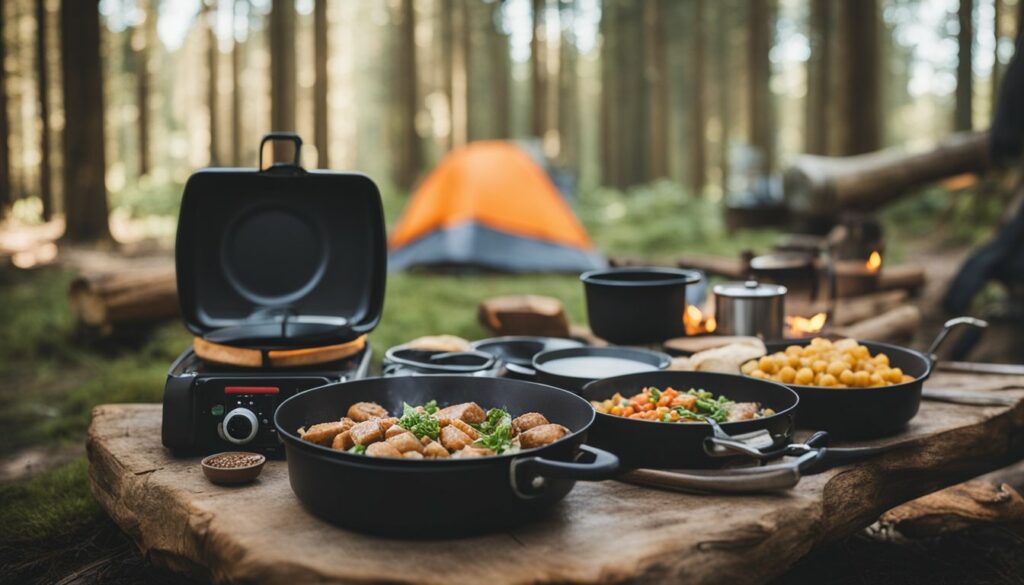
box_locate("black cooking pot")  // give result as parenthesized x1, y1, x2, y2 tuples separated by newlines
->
(381, 345, 498, 376)
(581, 371, 799, 469)
(581, 267, 702, 344)
(274, 376, 619, 537)
(533, 346, 672, 393)
(761, 317, 989, 438)
(470, 336, 585, 379)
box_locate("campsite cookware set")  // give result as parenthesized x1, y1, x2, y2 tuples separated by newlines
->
(161, 134, 997, 536)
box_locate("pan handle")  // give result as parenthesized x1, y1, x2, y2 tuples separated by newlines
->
(510, 445, 620, 499)
(926, 316, 988, 364)
(620, 450, 823, 494)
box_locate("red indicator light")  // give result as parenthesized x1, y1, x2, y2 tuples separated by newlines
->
(225, 386, 280, 395)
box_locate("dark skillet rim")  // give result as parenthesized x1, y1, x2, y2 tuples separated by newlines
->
(273, 376, 596, 466)
(756, 338, 932, 393)
(469, 336, 585, 366)
(532, 346, 673, 383)
(580, 267, 702, 288)
(581, 371, 800, 429)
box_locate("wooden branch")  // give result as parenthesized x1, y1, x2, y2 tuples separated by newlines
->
(881, 480, 1024, 538)
(878, 265, 926, 295)
(68, 269, 178, 335)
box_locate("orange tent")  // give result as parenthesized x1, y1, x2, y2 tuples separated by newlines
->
(389, 141, 604, 272)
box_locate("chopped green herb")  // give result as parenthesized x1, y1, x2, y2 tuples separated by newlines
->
(348, 444, 366, 455)
(474, 422, 514, 454)
(422, 400, 439, 414)
(649, 388, 662, 403)
(474, 407, 512, 435)
(398, 402, 440, 440)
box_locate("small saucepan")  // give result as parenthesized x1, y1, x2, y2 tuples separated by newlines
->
(533, 346, 672, 393)
(581, 267, 702, 344)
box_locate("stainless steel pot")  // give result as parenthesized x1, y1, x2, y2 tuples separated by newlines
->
(713, 280, 786, 339)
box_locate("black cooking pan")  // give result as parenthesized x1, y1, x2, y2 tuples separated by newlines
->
(761, 317, 989, 439)
(274, 376, 619, 537)
(581, 371, 799, 469)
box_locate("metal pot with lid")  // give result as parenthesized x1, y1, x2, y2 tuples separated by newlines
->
(713, 280, 787, 340)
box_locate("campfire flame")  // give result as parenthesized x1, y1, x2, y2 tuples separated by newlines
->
(786, 312, 828, 337)
(865, 250, 882, 273)
(684, 305, 717, 335)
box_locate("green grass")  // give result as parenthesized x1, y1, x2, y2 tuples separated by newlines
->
(0, 459, 100, 545)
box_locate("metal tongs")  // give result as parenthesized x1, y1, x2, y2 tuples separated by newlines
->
(621, 419, 900, 494)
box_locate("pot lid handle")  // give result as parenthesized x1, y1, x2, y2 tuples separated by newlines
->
(259, 132, 304, 172)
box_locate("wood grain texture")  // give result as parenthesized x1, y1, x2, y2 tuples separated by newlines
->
(88, 371, 1024, 585)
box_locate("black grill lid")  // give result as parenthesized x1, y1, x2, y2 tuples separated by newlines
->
(175, 133, 386, 346)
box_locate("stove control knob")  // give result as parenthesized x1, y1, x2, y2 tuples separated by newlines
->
(223, 408, 259, 445)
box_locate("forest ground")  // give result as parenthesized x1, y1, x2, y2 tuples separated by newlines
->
(0, 180, 1020, 584)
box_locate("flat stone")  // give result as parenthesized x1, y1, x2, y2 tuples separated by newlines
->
(88, 371, 1024, 585)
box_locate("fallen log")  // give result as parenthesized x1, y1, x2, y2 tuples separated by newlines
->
(68, 269, 179, 336)
(831, 304, 921, 342)
(477, 295, 570, 337)
(880, 480, 1024, 538)
(784, 131, 991, 215)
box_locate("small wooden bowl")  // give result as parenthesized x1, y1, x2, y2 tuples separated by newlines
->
(201, 452, 266, 485)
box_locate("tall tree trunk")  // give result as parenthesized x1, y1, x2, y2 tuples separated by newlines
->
(558, 0, 578, 166)
(992, 0, 1001, 106)
(313, 0, 329, 167)
(690, 0, 706, 195)
(0, 0, 10, 219)
(489, 2, 510, 139)
(207, 1, 220, 165)
(269, 0, 296, 161)
(748, 0, 774, 171)
(230, 0, 243, 166)
(620, 0, 646, 186)
(136, 0, 153, 177)
(530, 0, 546, 138)
(834, 0, 880, 155)
(459, 0, 472, 143)
(440, 0, 454, 152)
(449, 0, 468, 147)
(60, 0, 110, 242)
(396, 0, 420, 189)
(35, 0, 53, 220)
(716, 0, 731, 194)
(955, 0, 974, 131)
(644, 0, 668, 179)
(805, 0, 831, 154)
(599, 0, 617, 186)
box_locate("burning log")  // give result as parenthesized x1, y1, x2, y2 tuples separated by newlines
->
(68, 268, 179, 336)
(784, 131, 991, 216)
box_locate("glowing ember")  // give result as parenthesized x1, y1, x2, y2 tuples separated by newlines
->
(865, 250, 882, 273)
(684, 305, 717, 335)
(786, 312, 827, 336)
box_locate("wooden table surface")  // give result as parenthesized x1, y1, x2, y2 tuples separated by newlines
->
(87, 371, 1024, 585)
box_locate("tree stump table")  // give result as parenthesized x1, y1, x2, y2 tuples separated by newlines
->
(88, 371, 1024, 585)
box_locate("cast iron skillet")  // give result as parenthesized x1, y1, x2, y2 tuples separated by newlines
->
(470, 336, 584, 379)
(581, 371, 799, 469)
(759, 317, 989, 439)
(274, 376, 619, 537)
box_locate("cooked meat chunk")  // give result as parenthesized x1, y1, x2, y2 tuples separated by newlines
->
(385, 424, 410, 439)
(420, 435, 434, 446)
(300, 420, 351, 446)
(365, 441, 403, 458)
(518, 424, 569, 449)
(331, 430, 354, 451)
(440, 425, 473, 451)
(512, 412, 549, 434)
(449, 419, 481, 440)
(378, 417, 399, 432)
(403, 451, 424, 459)
(386, 431, 424, 454)
(350, 419, 385, 445)
(726, 402, 760, 422)
(348, 402, 389, 422)
(435, 402, 486, 425)
(423, 441, 449, 458)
